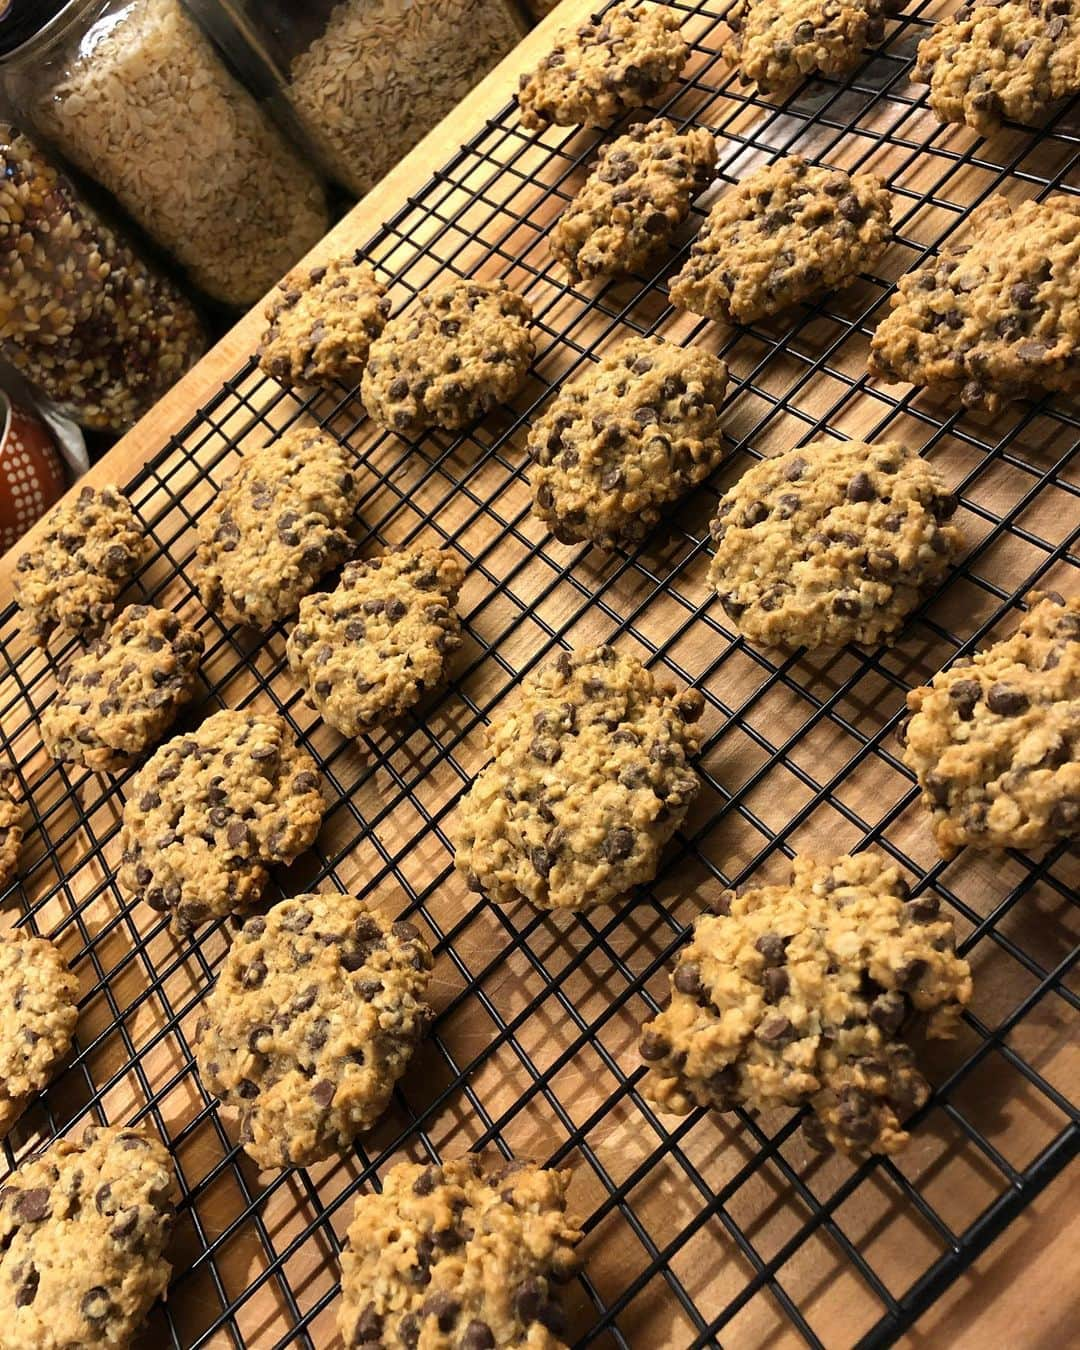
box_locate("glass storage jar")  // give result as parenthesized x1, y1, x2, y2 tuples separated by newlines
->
(216, 0, 529, 200)
(0, 0, 330, 309)
(0, 124, 206, 433)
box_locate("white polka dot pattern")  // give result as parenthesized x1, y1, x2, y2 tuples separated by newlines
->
(0, 400, 67, 553)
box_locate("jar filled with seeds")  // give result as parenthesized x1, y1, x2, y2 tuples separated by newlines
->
(0, 124, 206, 433)
(215, 0, 529, 200)
(0, 0, 330, 309)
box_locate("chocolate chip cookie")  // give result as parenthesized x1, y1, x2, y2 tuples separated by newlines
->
(258, 254, 391, 390)
(118, 709, 325, 937)
(453, 645, 704, 911)
(517, 2, 690, 129)
(13, 485, 148, 647)
(195, 892, 433, 1170)
(899, 590, 1079, 857)
(708, 439, 963, 649)
(550, 119, 717, 282)
(670, 155, 892, 325)
(41, 606, 204, 772)
(0, 1122, 175, 1347)
(640, 852, 972, 1156)
(361, 279, 535, 440)
(0, 930, 79, 1137)
(195, 425, 363, 630)
(869, 193, 1080, 413)
(528, 335, 729, 550)
(724, 0, 898, 95)
(287, 547, 465, 738)
(0, 763, 22, 892)
(338, 1154, 582, 1349)
(914, 0, 1080, 135)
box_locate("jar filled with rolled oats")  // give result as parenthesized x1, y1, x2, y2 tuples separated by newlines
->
(0, 124, 206, 432)
(214, 0, 529, 200)
(0, 0, 330, 308)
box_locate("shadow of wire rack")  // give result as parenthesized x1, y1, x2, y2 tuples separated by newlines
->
(1, 0, 1078, 1345)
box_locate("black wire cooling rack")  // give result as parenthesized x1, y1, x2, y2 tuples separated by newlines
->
(2, 1, 1078, 1345)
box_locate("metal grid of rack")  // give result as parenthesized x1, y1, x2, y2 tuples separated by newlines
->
(1, 1, 1077, 1345)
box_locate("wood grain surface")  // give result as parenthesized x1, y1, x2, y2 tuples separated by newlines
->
(1, 2, 1077, 1347)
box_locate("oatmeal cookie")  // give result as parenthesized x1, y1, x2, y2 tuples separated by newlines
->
(528, 335, 729, 550)
(640, 852, 972, 1155)
(0, 1122, 175, 1348)
(724, 0, 899, 95)
(453, 645, 704, 911)
(287, 547, 465, 738)
(258, 254, 391, 390)
(362, 279, 535, 439)
(914, 0, 1080, 135)
(670, 155, 892, 325)
(0, 930, 79, 1137)
(0, 763, 22, 892)
(41, 605, 204, 772)
(195, 892, 433, 1170)
(13, 485, 148, 647)
(194, 425, 363, 629)
(338, 1154, 582, 1349)
(869, 193, 1080, 413)
(899, 590, 1080, 856)
(550, 119, 717, 282)
(707, 439, 963, 649)
(118, 709, 325, 937)
(518, 2, 690, 129)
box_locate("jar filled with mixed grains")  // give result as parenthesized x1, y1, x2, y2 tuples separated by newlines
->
(0, 125, 205, 432)
(213, 0, 529, 200)
(0, 0, 330, 308)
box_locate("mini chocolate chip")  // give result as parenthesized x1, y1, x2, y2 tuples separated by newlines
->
(312, 1079, 335, 1107)
(354, 1302, 383, 1342)
(763, 967, 789, 1003)
(897, 958, 927, 988)
(602, 827, 634, 862)
(422, 1290, 460, 1331)
(924, 771, 950, 806)
(14, 1188, 50, 1223)
(757, 1014, 795, 1045)
(111, 1208, 140, 1241)
(847, 472, 875, 502)
(242, 960, 267, 989)
(949, 678, 981, 720)
(530, 736, 561, 764)
(413, 1165, 441, 1196)
(906, 894, 940, 922)
(461, 1320, 496, 1350)
(515, 1279, 544, 1323)
(530, 847, 553, 878)
(986, 683, 1028, 716)
(869, 991, 907, 1035)
(639, 1028, 670, 1061)
(674, 962, 702, 996)
(392, 920, 420, 942)
(248, 1024, 273, 1055)
(81, 1287, 112, 1323)
(838, 193, 866, 224)
(14, 1265, 38, 1307)
(226, 821, 249, 849)
(754, 932, 787, 966)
